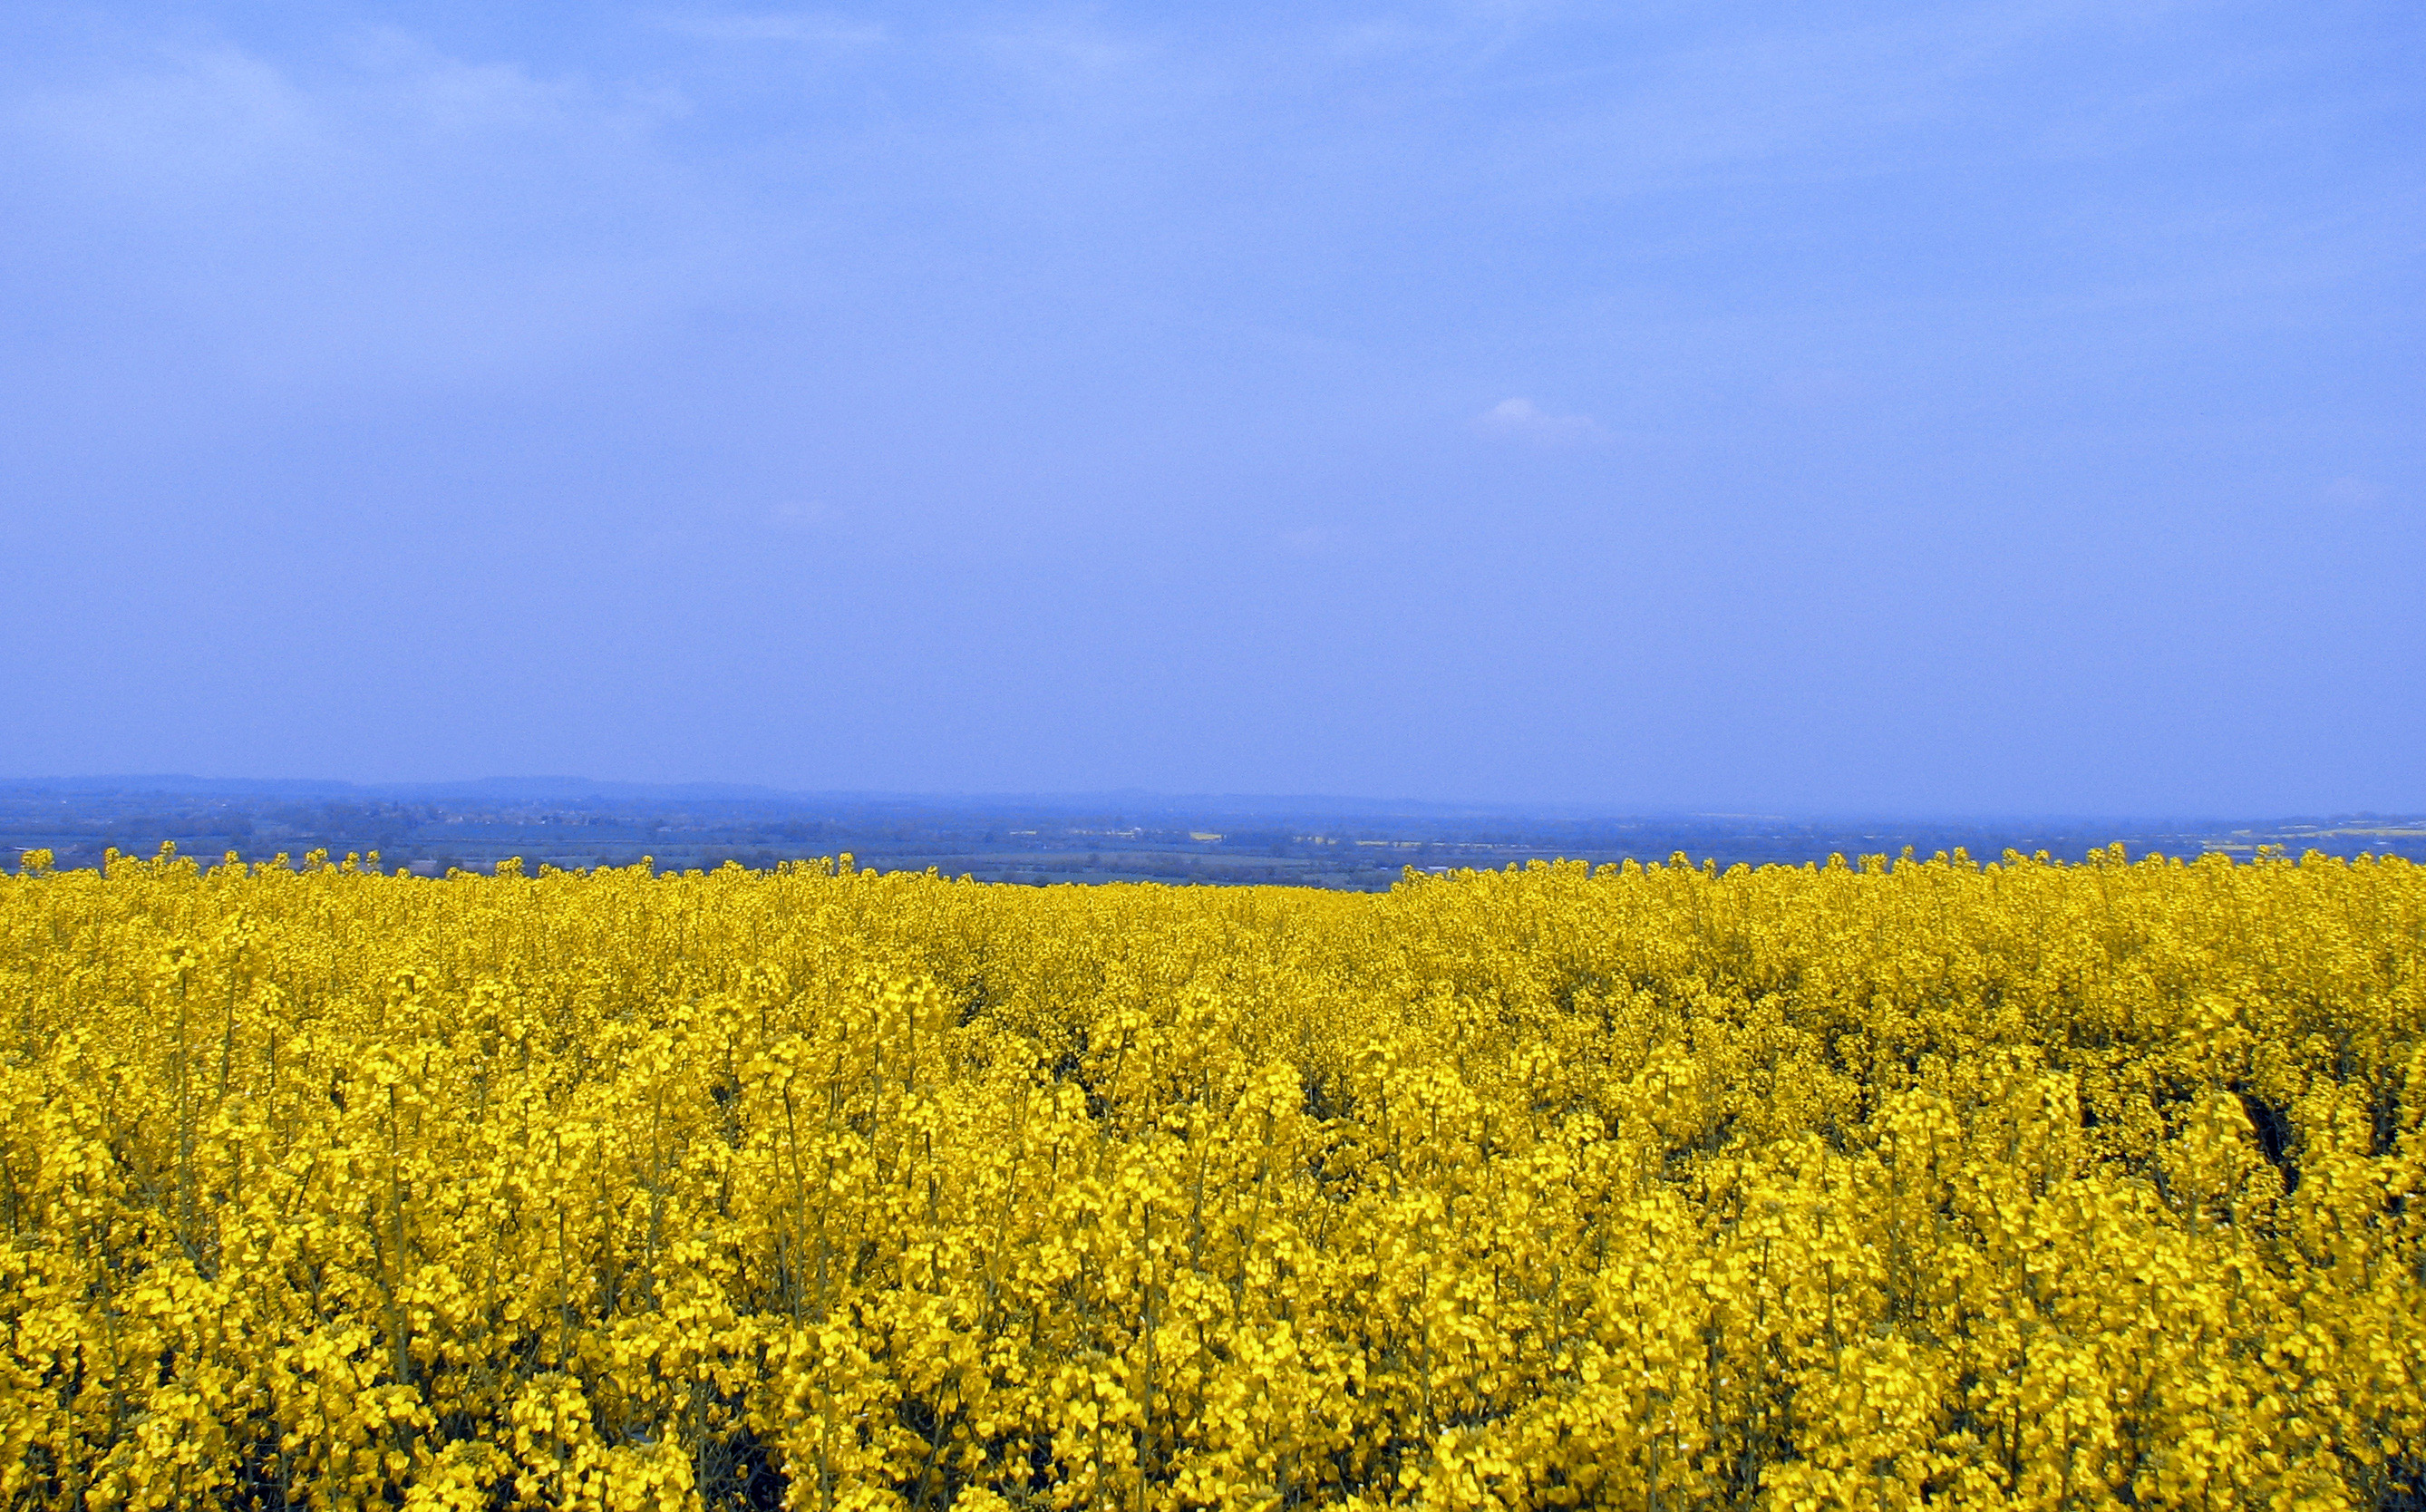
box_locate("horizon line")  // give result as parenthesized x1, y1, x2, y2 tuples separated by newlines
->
(2, 773, 2418, 829)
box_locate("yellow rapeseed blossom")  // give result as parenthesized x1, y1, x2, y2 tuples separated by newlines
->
(0, 844, 2420, 1508)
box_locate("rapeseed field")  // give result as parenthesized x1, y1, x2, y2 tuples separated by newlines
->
(0, 845, 2419, 1510)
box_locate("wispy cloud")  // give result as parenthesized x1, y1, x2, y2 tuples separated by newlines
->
(3, 34, 740, 395)
(1472, 397, 1605, 445)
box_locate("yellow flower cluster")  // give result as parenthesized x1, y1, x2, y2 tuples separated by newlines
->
(0, 843, 2420, 1510)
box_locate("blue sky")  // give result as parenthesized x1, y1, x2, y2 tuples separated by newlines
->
(3, 0, 2420, 813)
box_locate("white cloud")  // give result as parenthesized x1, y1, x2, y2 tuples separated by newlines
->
(1472, 397, 1605, 445)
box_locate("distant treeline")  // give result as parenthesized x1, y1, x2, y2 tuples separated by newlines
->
(4, 779, 2421, 888)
